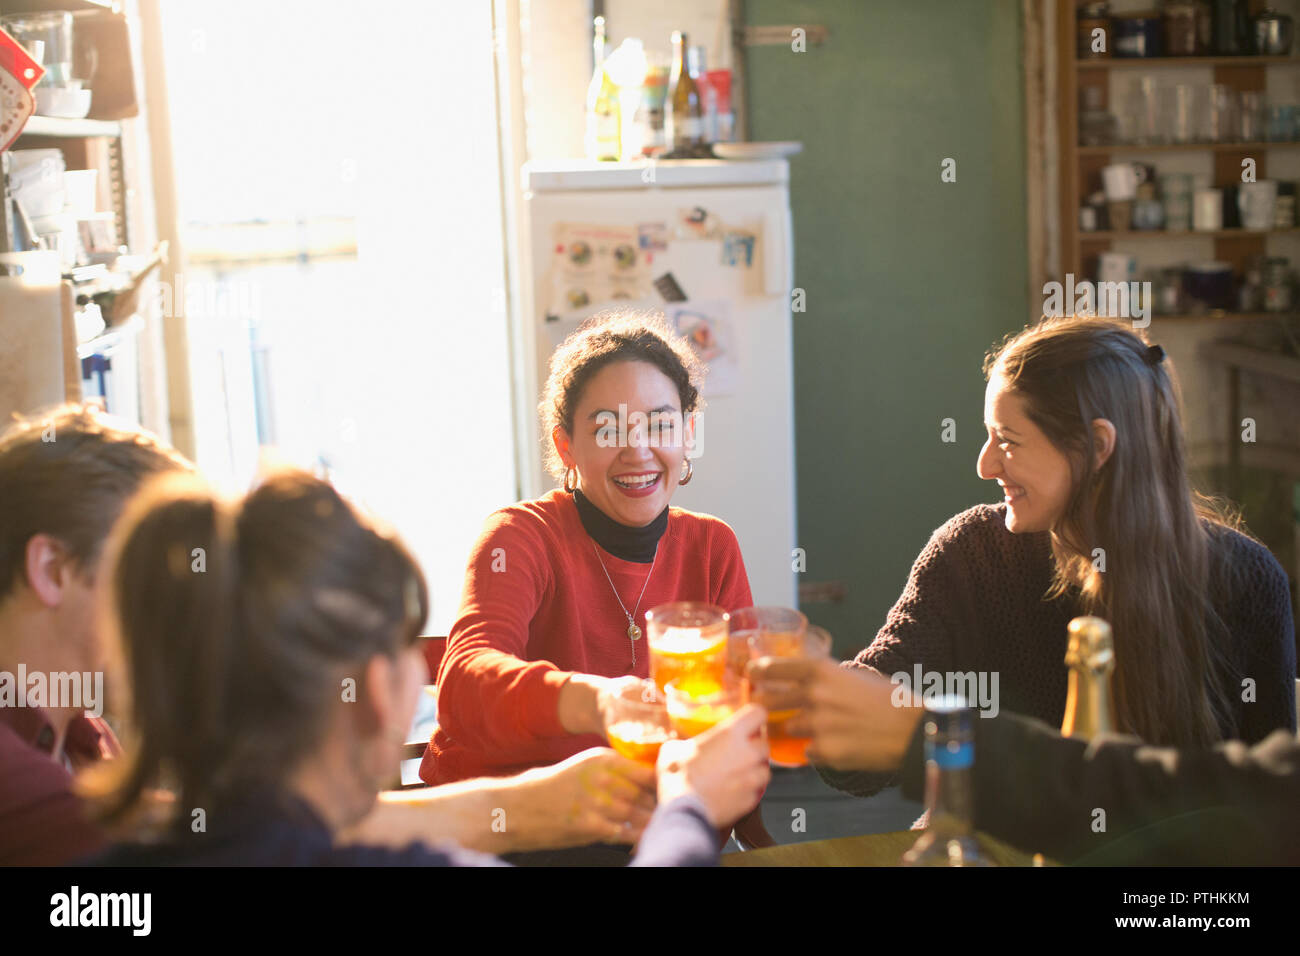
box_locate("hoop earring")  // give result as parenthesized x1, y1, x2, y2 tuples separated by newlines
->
(564, 467, 579, 493)
(679, 458, 694, 486)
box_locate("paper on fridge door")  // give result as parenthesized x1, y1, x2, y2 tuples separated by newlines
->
(548, 222, 652, 317)
(667, 300, 737, 398)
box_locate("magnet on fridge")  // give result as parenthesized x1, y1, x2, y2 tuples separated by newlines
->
(722, 231, 755, 267)
(677, 206, 719, 239)
(653, 272, 687, 302)
(638, 222, 668, 251)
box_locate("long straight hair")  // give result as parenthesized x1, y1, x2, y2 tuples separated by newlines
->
(987, 316, 1238, 747)
(87, 469, 429, 833)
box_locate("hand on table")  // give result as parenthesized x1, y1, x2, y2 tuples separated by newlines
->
(656, 704, 770, 828)
(747, 657, 923, 772)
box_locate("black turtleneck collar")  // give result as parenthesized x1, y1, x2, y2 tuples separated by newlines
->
(572, 488, 668, 563)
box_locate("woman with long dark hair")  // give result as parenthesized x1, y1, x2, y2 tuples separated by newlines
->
(781, 316, 1294, 794)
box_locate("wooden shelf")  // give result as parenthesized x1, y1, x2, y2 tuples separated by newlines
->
(1200, 340, 1300, 379)
(1078, 55, 1300, 70)
(18, 116, 122, 139)
(1080, 228, 1300, 240)
(1079, 142, 1300, 155)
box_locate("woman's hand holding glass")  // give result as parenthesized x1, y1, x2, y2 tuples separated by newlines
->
(656, 704, 770, 828)
(747, 655, 924, 772)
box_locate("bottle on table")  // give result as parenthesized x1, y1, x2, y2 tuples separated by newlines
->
(1060, 615, 1117, 739)
(901, 697, 992, 867)
(666, 30, 705, 157)
(584, 15, 620, 162)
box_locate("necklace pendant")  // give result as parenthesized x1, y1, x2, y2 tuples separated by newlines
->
(627, 623, 642, 642)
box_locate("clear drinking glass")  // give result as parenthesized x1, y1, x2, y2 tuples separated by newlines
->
(1126, 77, 1160, 145)
(1238, 90, 1266, 143)
(664, 676, 747, 738)
(644, 602, 728, 693)
(1198, 84, 1235, 143)
(1162, 84, 1196, 145)
(747, 623, 833, 767)
(1267, 104, 1295, 142)
(603, 681, 675, 765)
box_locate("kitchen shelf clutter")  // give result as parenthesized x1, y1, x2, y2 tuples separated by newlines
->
(1, 2, 153, 425)
(1061, 1, 1300, 321)
(1078, 54, 1300, 68)
(19, 114, 121, 137)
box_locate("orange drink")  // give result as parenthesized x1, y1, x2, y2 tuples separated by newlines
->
(645, 602, 728, 692)
(607, 720, 673, 764)
(765, 711, 812, 766)
(739, 609, 831, 768)
(664, 677, 746, 738)
(602, 681, 674, 765)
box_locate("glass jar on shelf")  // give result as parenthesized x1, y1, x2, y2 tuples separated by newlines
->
(1261, 257, 1294, 313)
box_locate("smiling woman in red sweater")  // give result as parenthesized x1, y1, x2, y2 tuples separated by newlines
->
(421, 314, 754, 787)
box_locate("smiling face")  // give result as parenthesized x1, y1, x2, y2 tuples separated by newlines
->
(977, 376, 1077, 534)
(553, 359, 688, 528)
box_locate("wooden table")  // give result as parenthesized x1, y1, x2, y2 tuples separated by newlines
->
(722, 830, 1039, 866)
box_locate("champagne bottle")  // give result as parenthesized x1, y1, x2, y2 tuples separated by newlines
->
(666, 30, 704, 156)
(901, 698, 992, 867)
(584, 16, 619, 162)
(1060, 615, 1118, 739)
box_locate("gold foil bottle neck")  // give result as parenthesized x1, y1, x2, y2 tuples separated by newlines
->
(1065, 615, 1115, 673)
(1061, 615, 1118, 739)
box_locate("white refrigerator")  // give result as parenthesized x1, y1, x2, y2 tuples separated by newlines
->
(518, 159, 798, 606)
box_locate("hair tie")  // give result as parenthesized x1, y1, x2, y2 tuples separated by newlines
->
(1145, 344, 1165, 366)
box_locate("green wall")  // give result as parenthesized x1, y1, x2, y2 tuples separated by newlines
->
(745, 0, 1031, 653)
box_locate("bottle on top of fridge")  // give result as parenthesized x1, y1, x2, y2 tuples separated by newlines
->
(666, 30, 705, 156)
(584, 16, 620, 162)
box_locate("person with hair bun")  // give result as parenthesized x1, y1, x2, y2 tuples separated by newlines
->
(86, 469, 769, 866)
(760, 316, 1294, 800)
(421, 312, 763, 848)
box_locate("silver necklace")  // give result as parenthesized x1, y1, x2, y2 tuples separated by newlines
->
(592, 541, 658, 668)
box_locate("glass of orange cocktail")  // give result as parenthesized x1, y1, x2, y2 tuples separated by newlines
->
(664, 676, 748, 739)
(645, 602, 728, 693)
(603, 682, 675, 765)
(730, 605, 807, 703)
(740, 609, 830, 768)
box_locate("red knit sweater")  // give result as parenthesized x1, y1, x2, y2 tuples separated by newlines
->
(420, 489, 754, 785)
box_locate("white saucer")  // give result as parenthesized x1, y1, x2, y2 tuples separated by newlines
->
(713, 141, 803, 160)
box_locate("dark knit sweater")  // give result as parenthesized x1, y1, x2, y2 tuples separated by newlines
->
(821, 503, 1297, 798)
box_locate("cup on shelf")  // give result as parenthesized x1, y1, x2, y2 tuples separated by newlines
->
(1098, 252, 1138, 288)
(1163, 196, 1192, 231)
(1267, 104, 1296, 142)
(1238, 180, 1279, 231)
(1124, 77, 1161, 144)
(1193, 188, 1224, 232)
(1238, 90, 1266, 143)
(1161, 84, 1197, 145)
(1107, 200, 1133, 232)
(1275, 182, 1296, 229)
(1186, 261, 1235, 312)
(1133, 197, 1165, 230)
(1102, 162, 1140, 201)
(1197, 84, 1236, 143)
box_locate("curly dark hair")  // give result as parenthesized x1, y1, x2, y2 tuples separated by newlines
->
(540, 311, 705, 482)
